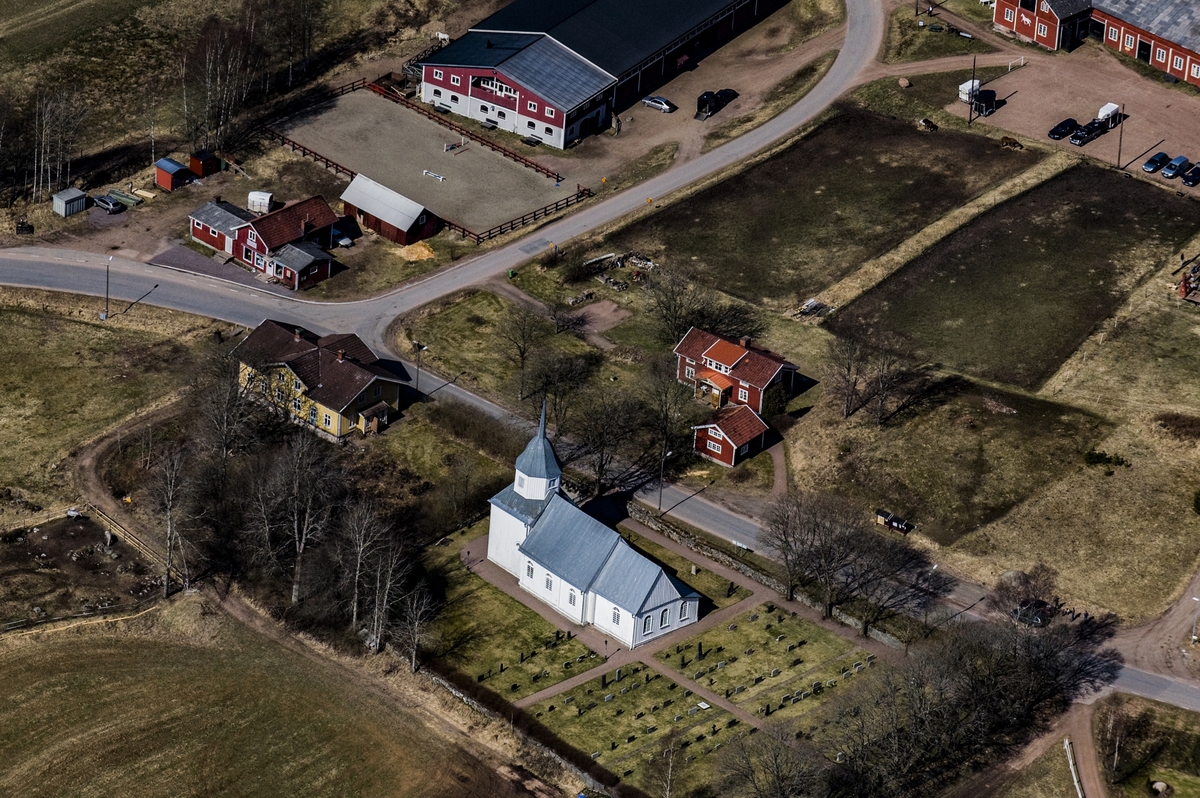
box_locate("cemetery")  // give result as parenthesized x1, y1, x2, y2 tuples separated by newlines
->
(655, 603, 873, 719)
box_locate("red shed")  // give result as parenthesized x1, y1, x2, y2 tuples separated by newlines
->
(339, 174, 441, 246)
(691, 405, 769, 468)
(154, 157, 194, 192)
(189, 150, 221, 178)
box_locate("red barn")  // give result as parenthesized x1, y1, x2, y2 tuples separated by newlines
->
(189, 150, 221, 178)
(340, 174, 442, 246)
(992, 0, 1092, 50)
(692, 405, 769, 467)
(154, 158, 194, 192)
(673, 327, 797, 416)
(229, 196, 339, 290)
(188, 200, 255, 256)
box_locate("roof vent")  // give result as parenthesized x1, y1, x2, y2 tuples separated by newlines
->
(337, 349, 344, 362)
(486, 39, 493, 48)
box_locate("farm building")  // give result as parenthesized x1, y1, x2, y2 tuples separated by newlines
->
(691, 404, 769, 468)
(52, 187, 87, 217)
(673, 327, 797, 416)
(154, 158, 194, 192)
(418, 0, 778, 148)
(340, 174, 442, 245)
(994, 0, 1200, 86)
(189, 150, 221, 178)
(487, 406, 700, 648)
(229, 196, 339, 290)
(189, 199, 255, 256)
(233, 319, 404, 441)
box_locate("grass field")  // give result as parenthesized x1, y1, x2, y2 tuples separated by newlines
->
(938, 0, 998, 24)
(0, 594, 528, 798)
(526, 662, 735, 795)
(423, 521, 593, 700)
(613, 107, 1042, 307)
(882, 7, 995, 64)
(0, 291, 218, 516)
(1095, 696, 1200, 798)
(791, 380, 1108, 546)
(704, 51, 838, 150)
(827, 166, 1200, 390)
(618, 526, 753, 611)
(851, 66, 1010, 131)
(990, 739, 1074, 798)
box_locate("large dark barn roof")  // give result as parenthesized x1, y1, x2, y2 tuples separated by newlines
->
(1093, 0, 1200, 54)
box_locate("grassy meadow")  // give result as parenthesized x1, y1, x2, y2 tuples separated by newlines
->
(882, 6, 996, 64)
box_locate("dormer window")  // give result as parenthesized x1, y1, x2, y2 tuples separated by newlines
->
(517, 475, 526, 489)
(549, 478, 558, 489)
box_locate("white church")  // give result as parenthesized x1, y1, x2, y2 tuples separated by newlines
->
(487, 408, 700, 649)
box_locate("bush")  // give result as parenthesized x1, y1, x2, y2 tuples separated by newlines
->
(560, 259, 600, 284)
(1084, 449, 1130, 468)
(424, 398, 528, 464)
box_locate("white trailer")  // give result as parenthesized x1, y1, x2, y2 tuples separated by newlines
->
(959, 79, 980, 103)
(1098, 102, 1121, 129)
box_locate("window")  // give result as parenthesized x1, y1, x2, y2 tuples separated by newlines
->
(707, 440, 722, 453)
(497, 110, 506, 119)
(1175, 56, 1185, 71)
(711, 429, 723, 440)
(292, 398, 301, 412)
(545, 126, 553, 135)
(293, 379, 302, 391)
(1125, 34, 1134, 49)
(568, 591, 576, 606)
(308, 406, 317, 424)
(450, 75, 460, 86)
(274, 388, 283, 402)
(660, 608, 670, 627)
(545, 576, 553, 591)
(549, 478, 558, 489)
(527, 121, 535, 129)
(547, 108, 555, 118)
(450, 95, 459, 104)
(1004, 8, 1014, 22)
(248, 230, 257, 245)
(433, 69, 443, 80)
(1039, 0, 1047, 9)
(433, 88, 442, 98)
(418, 214, 426, 225)
(739, 444, 749, 456)
(517, 475, 526, 488)
(679, 602, 689, 620)
(374, 385, 382, 397)
(1193, 63, 1200, 78)
(643, 616, 653, 634)
(1036, 22, 1047, 37)
(685, 367, 695, 379)
(612, 608, 620, 625)
(192, 218, 202, 228)
(527, 562, 534, 579)
(323, 413, 332, 427)
(738, 388, 749, 402)
(527, 101, 537, 112)
(479, 104, 489, 113)
(1108, 26, 1118, 41)
(1156, 48, 1167, 62)
(243, 246, 253, 262)
(254, 253, 265, 268)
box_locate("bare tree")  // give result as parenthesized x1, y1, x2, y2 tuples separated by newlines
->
(992, 562, 1060, 619)
(339, 499, 389, 630)
(497, 305, 550, 400)
(865, 349, 904, 426)
(642, 353, 694, 485)
(29, 84, 87, 202)
(763, 495, 807, 602)
(393, 581, 438, 671)
(572, 389, 645, 495)
(653, 729, 683, 798)
(826, 338, 867, 419)
(846, 535, 952, 637)
(719, 720, 827, 798)
(363, 538, 409, 652)
(763, 492, 865, 617)
(528, 350, 599, 438)
(150, 444, 191, 597)
(548, 302, 588, 335)
(647, 272, 766, 344)
(275, 434, 342, 605)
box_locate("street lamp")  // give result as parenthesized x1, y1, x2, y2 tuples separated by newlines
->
(411, 341, 428, 395)
(1191, 596, 1199, 644)
(100, 256, 112, 320)
(657, 450, 674, 512)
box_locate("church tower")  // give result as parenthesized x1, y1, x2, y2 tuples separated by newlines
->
(486, 402, 561, 576)
(513, 402, 561, 500)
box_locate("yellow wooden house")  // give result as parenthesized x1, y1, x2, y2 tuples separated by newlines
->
(233, 319, 404, 441)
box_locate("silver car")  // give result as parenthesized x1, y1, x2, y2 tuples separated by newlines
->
(93, 195, 122, 214)
(641, 96, 674, 113)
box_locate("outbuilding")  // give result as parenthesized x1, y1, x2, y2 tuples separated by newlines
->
(340, 174, 442, 245)
(154, 158, 194, 192)
(691, 404, 769, 468)
(52, 187, 87, 218)
(189, 150, 221, 178)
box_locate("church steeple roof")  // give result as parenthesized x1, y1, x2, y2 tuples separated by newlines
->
(515, 402, 561, 481)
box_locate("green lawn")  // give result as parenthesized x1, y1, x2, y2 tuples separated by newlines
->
(526, 662, 736, 795)
(0, 595, 522, 798)
(655, 604, 866, 717)
(423, 521, 593, 700)
(851, 66, 1010, 131)
(617, 525, 752, 610)
(677, 446, 775, 496)
(882, 6, 996, 64)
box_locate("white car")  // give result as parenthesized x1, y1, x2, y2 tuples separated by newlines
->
(641, 96, 674, 113)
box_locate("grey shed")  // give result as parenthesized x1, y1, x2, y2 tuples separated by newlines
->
(53, 188, 87, 218)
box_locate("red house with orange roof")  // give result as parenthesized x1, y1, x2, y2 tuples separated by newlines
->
(672, 327, 797, 415)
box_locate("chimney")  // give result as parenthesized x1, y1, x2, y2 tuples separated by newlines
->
(739, 336, 751, 348)
(337, 349, 344, 362)
(294, 328, 301, 342)
(213, 194, 221, 203)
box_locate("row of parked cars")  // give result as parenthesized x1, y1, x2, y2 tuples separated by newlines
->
(1142, 151, 1200, 185)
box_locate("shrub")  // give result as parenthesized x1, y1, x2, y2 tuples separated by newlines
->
(424, 398, 527, 464)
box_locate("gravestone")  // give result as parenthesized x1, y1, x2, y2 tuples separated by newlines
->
(826, 679, 837, 688)
(675, 715, 683, 722)
(565, 696, 574, 703)
(728, 623, 737, 631)
(734, 685, 745, 694)
(688, 707, 698, 716)
(771, 669, 780, 677)
(626, 735, 635, 743)
(616, 668, 622, 681)
(754, 676, 763, 684)
(636, 711, 644, 719)
(615, 708, 623, 716)
(750, 614, 759, 622)
(695, 671, 705, 680)
(745, 648, 754, 656)
(592, 752, 601, 759)
(646, 726, 656, 733)
(605, 694, 614, 702)
(587, 701, 597, 709)
(684, 690, 692, 697)
(631, 682, 640, 690)
(564, 661, 571, 669)
(787, 644, 795, 652)
(800, 691, 810, 699)
(776, 634, 785, 642)
(621, 687, 628, 695)
(791, 696, 801, 704)
(854, 661, 864, 672)
(717, 660, 727, 669)
(792, 658, 803, 667)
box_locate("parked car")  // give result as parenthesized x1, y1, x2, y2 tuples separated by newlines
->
(641, 96, 674, 113)
(1162, 155, 1191, 179)
(1182, 165, 1200, 187)
(715, 88, 739, 106)
(1069, 120, 1105, 146)
(93, 195, 122, 214)
(1047, 118, 1079, 140)
(1143, 151, 1171, 173)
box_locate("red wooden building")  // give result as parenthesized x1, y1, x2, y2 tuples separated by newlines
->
(340, 174, 441, 246)
(692, 405, 769, 467)
(189, 150, 221, 178)
(229, 196, 339, 290)
(992, 0, 1091, 51)
(154, 158, 194, 192)
(673, 327, 797, 416)
(188, 199, 255, 256)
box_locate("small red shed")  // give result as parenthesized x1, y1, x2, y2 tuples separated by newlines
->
(154, 158, 194, 192)
(692, 405, 769, 468)
(189, 150, 221, 178)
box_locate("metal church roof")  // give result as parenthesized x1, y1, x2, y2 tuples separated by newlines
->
(515, 403, 561, 481)
(519, 494, 620, 589)
(590, 540, 696, 614)
(340, 175, 427, 232)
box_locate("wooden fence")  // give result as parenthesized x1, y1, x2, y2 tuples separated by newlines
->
(85, 502, 179, 582)
(261, 128, 357, 179)
(365, 82, 564, 181)
(1, 597, 158, 636)
(445, 185, 594, 243)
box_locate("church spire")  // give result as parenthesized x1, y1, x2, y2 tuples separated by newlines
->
(513, 399, 561, 500)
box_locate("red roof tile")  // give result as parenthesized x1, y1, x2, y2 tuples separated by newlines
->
(241, 196, 338, 251)
(697, 405, 768, 447)
(696, 367, 733, 391)
(674, 326, 795, 390)
(673, 327, 720, 362)
(702, 339, 748, 369)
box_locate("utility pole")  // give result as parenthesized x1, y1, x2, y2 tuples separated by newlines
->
(411, 341, 428, 395)
(967, 55, 977, 127)
(1116, 103, 1125, 169)
(657, 449, 673, 512)
(100, 255, 111, 320)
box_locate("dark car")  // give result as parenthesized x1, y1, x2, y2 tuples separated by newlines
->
(1069, 120, 1105, 146)
(1162, 155, 1191, 179)
(1143, 151, 1171, 173)
(1182, 165, 1200, 187)
(93, 195, 122, 214)
(1047, 118, 1079, 140)
(715, 88, 739, 106)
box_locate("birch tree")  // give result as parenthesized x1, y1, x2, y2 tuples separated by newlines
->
(339, 499, 389, 630)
